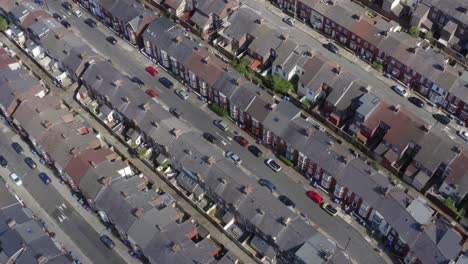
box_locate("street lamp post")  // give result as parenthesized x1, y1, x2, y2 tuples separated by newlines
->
(294, 0, 297, 21)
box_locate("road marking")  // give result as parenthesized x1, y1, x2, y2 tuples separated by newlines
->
(215, 132, 230, 144)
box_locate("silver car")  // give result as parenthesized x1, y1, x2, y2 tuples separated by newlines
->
(175, 89, 189, 100)
(225, 151, 242, 165)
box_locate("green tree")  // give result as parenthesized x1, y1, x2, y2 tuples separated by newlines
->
(408, 26, 420, 38)
(271, 74, 293, 94)
(0, 17, 8, 32)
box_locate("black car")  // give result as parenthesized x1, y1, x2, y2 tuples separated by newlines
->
(62, 2, 72, 10)
(169, 108, 182, 118)
(203, 132, 217, 143)
(85, 18, 97, 28)
(12, 142, 24, 154)
(248, 145, 262, 157)
(52, 13, 62, 20)
(408, 97, 425, 108)
(0, 155, 7, 167)
(258, 179, 277, 192)
(159, 77, 173, 89)
(278, 195, 295, 207)
(106, 36, 117, 45)
(24, 157, 37, 169)
(61, 20, 71, 28)
(433, 114, 451, 125)
(324, 43, 339, 53)
(131, 76, 144, 85)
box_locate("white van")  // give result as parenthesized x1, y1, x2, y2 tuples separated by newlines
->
(392, 85, 408, 97)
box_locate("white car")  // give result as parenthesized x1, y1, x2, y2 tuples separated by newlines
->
(9, 173, 22, 186)
(174, 88, 189, 100)
(266, 159, 282, 172)
(225, 151, 242, 165)
(283, 17, 296, 26)
(392, 85, 408, 97)
(73, 10, 82, 17)
(457, 130, 468, 141)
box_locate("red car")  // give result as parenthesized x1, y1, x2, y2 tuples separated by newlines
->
(235, 136, 249, 147)
(145, 66, 158, 76)
(145, 89, 159, 98)
(307, 191, 324, 204)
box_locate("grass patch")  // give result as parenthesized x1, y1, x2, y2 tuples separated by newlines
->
(279, 155, 294, 167)
(443, 197, 466, 217)
(160, 160, 169, 169)
(369, 160, 381, 171)
(372, 61, 383, 71)
(138, 147, 148, 158)
(231, 59, 264, 86)
(284, 9, 296, 18)
(209, 102, 228, 117)
(301, 99, 312, 111)
(367, 10, 377, 18)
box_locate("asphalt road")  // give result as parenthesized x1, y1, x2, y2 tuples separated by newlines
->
(239, 0, 468, 148)
(42, 1, 388, 262)
(0, 126, 126, 264)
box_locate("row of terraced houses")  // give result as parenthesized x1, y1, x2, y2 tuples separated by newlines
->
(2, 0, 468, 263)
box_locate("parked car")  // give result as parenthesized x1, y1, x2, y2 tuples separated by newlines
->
(278, 195, 295, 207)
(61, 20, 71, 28)
(12, 142, 24, 154)
(457, 130, 468, 141)
(225, 151, 242, 165)
(248, 145, 262, 157)
(106, 36, 117, 44)
(0, 155, 7, 167)
(38, 172, 51, 185)
(174, 89, 189, 100)
(324, 43, 339, 53)
(391, 85, 408, 97)
(145, 89, 159, 98)
(24, 157, 37, 169)
(213, 120, 229, 131)
(84, 18, 97, 28)
(72, 10, 82, 17)
(100, 235, 115, 249)
(433, 114, 451, 125)
(235, 136, 249, 147)
(259, 179, 276, 192)
(145, 66, 158, 76)
(52, 13, 62, 20)
(408, 96, 424, 108)
(203, 132, 217, 143)
(307, 190, 324, 204)
(9, 173, 22, 186)
(169, 108, 182, 118)
(283, 17, 296, 26)
(266, 159, 281, 172)
(131, 76, 144, 85)
(62, 2, 72, 10)
(321, 203, 338, 216)
(159, 77, 173, 89)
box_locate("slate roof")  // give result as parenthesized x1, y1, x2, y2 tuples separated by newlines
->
(248, 24, 284, 57)
(294, 232, 337, 264)
(222, 7, 260, 42)
(443, 151, 468, 196)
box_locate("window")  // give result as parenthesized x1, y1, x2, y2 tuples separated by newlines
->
(460, 29, 465, 35)
(357, 37, 361, 42)
(331, 22, 335, 27)
(338, 26, 342, 31)
(364, 42, 368, 48)
(351, 34, 356, 40)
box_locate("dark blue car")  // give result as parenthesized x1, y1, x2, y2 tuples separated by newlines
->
(100, 235, 115, 249)
(258, 179, 276, 192)
(158, 77, 173, 89)
(38, 172, 51, 185)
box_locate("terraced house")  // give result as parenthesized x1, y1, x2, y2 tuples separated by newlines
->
(271, 0, 468, 122)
